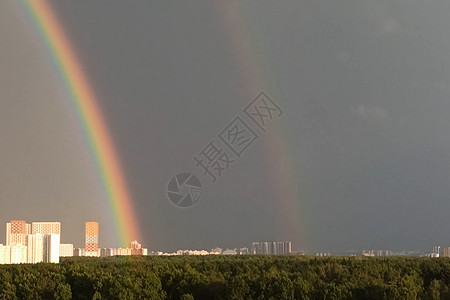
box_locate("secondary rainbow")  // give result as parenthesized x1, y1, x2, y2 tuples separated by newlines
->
(19, 0, 141, 247)
(213, 2, 307, 246)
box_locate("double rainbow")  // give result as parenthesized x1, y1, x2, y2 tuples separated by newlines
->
(16, 1, 305, 249)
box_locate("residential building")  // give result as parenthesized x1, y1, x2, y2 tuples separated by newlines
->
(10, 245, 27, 264)
(43, 234, 60, 263)
(0, 245, 11, 264)
(74, 248, 85, 257)
(27, 234, 44, 263)
(32, 222, 61, 235)
(6, 220, 30, 246)
(85, 222, 99, 257)
(251, 241, 292, 255)
(59, 244, 74, 257)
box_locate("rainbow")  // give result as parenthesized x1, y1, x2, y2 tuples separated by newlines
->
(14, 1, 305, 249)
(18, 0, 141, 247)
(213, 2, 307, 247)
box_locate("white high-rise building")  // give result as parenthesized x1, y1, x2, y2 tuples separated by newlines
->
(32, 222, 61, 235)
(59, 244, 74, 257)
(277, 241, 292, 255)
(251, 242, 261, 254)
(130, 240, 148, 255)
(28, 233, 63, 263)
(0, 245, 11, 264)
(251, 241, 292, 255)
(31, 222, 61, 263)
(44, 234, 60, 263)
(261, 242, 270, 254)
(10, 245, 27, 264)
(285, 241, 292, 255)
(27, 234, 44, 264)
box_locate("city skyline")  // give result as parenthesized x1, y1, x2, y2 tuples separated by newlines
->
(0, 219, 151, 264)
(4, 217, 450, 254)
(3, 217, 450, 262)
(3, 219, 146, 250)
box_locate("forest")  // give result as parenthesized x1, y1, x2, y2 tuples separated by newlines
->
(0, 255, 450, 299)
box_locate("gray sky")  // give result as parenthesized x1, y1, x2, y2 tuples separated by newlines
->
(2, 0, 450, 252)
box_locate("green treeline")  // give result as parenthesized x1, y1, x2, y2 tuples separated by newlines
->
(0, 255, 450, 299)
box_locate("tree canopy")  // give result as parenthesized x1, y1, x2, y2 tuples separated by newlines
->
(0, 255, 449, 299)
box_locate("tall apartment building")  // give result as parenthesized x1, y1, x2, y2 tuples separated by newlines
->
(443, 247, 450, 258)
(252, 241, 271, 254)
(10, 245, 27, 264)
(27, 233, 60, 263)
(251, 242, 261, 255)
(30, 222, 61, 263)
(6, 220, 31, 246)
(32, 222, 61, 235)
(261, 242, 270, 254)
(0, 245, 11, 264)
(281, 241, 292, 255)
(27, 234, 44, 263)
(130, 240, 148, 255)
(85, 222, 99, 257)
(251, 241, 292, 255)
(43, 234, 60, 263)
(431, 246, 441, 258)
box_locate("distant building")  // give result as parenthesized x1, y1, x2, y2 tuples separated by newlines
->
(130, 240, 147, 255)
(252, 241, 292, 255)
(222, 249, 238, 255)
(98, 241, 148, 257)
(251, 242, 261, 254)
(0, 245, 11, 264)
(10, 245, 27, 264)
(43, 234, 60, 263)
(6, 220, 31, 246)
(85, 222, 99, 257)
(27, 234, 44, 263)
(74, 248, 85, 257)
(59, 244, 74, 257)
(261, 242, 270, 254)
(29, 222, 61, 263)
(281, 242, 292, 255)
(362, 250, 375, 257)
(443, 247, 450, 258)
(116, 248, 129, 256)
(238, 247, 249, 255)
(100, 248, 116, 257)
(430, 246, 441, 258)
(32, 222, 61, 235)
(211, 248, 223, 254)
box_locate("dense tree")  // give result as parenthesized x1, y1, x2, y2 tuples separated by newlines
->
(0, 256, 450, 299)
